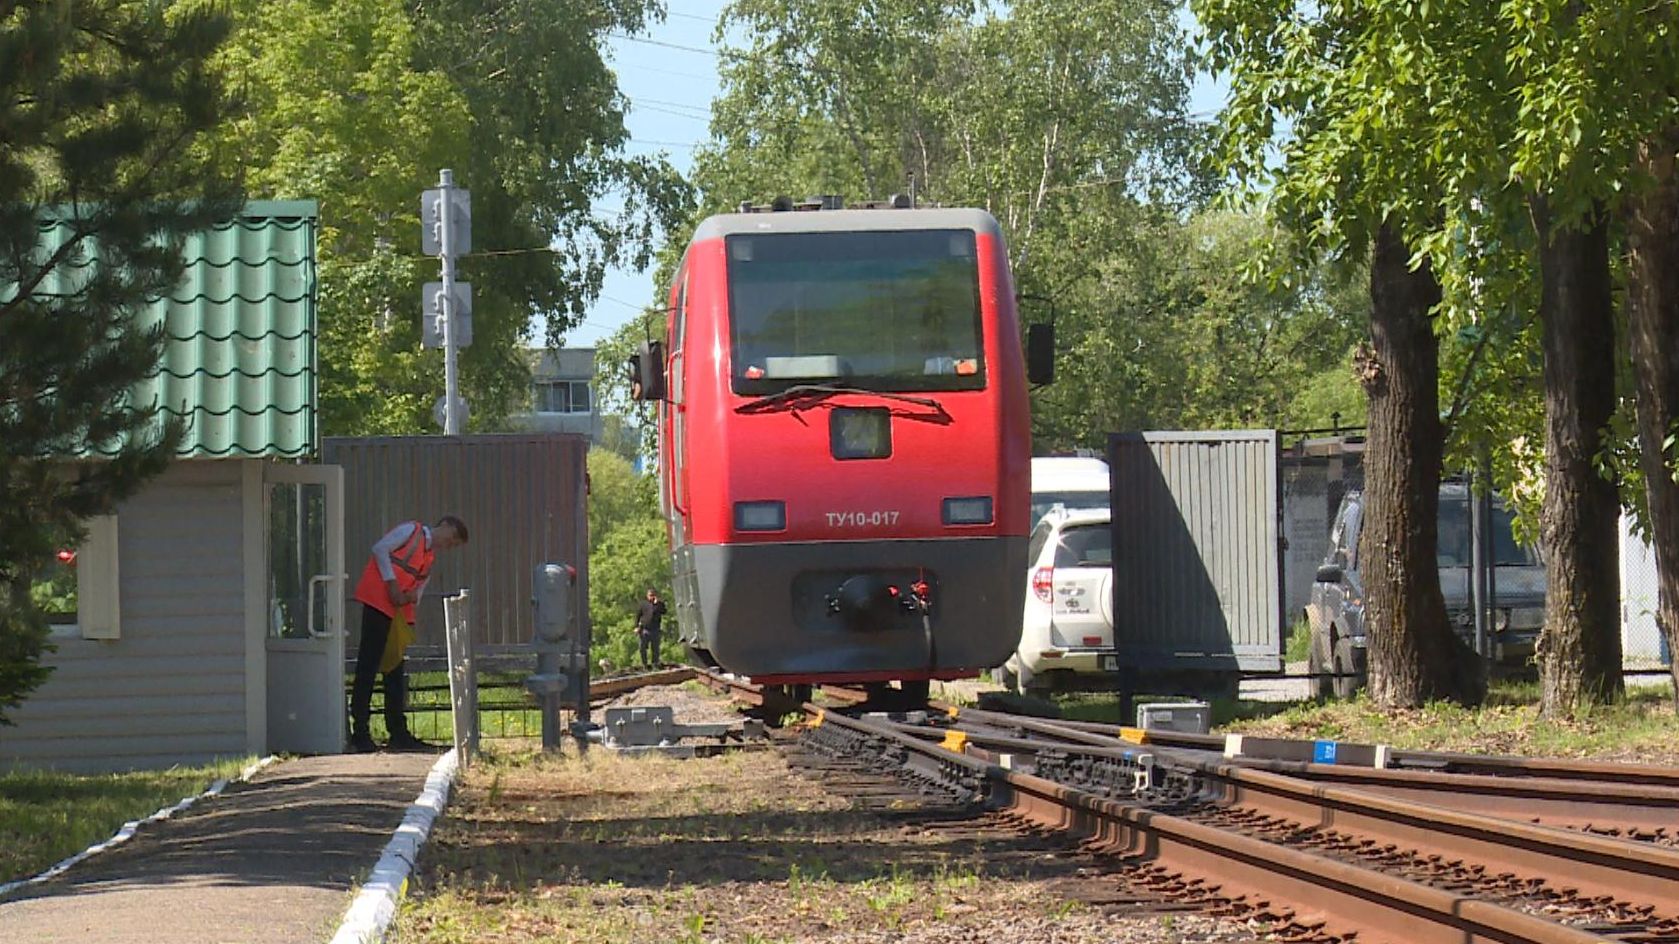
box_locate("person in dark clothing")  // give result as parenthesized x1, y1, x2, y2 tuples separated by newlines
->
(348, 516, 468, 753)
(635, 588, 667, 669)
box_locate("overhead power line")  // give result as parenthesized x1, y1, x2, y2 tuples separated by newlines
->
(632, 101, 712, 122)
(635, 95, 712, 116)
(663, 9, 721, 24)
(608, 32, 725, 58)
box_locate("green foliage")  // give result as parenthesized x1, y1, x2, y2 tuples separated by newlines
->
(1285, 616, 1312, 664)
(595, 307, 665, 462)
(1287, 355, 1368, 431)
(2, 0, 242, 722)
(665, 0, 1357, 448)
(584, 449, 669, 669)
(28, 568, 76, 622)
(206, 0, 692, 435)
(1034, 208, 1369, 446)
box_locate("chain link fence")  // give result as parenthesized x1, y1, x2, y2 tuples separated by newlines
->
(1621, 516, 1669, 673)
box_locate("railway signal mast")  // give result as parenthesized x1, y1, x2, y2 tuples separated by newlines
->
(422, 170, 472, 434)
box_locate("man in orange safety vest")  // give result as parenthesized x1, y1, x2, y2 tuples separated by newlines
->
(349, 515, 469, 752)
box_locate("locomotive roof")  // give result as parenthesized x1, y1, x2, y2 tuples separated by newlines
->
(691, 206, 1002, 242)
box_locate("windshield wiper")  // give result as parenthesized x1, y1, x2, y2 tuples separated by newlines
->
(735, 383, 943, 415)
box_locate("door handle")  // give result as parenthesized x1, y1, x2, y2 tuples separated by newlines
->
(668, 349, 690, 517)
(306, 573, 342, 639)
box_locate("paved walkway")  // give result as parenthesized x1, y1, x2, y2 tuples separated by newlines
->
(0, 752, 438, 944)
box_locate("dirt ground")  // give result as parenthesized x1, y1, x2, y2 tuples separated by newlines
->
(395, 687, 1267, 944)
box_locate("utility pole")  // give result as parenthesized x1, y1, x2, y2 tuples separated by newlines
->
(422, 170, 472, 434)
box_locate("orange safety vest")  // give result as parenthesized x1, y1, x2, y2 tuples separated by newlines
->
(353, 521, 435, 623)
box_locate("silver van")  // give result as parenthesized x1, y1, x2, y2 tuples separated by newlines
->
(1307, 484, 1545, 696)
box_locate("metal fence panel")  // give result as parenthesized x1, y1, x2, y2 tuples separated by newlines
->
(1107, 430, 1283, 672)
(1622, 515, 1669, 670)
(323, 434, 589, 651)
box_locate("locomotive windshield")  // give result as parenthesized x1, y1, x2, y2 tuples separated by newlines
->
(725, 229, 986, 394)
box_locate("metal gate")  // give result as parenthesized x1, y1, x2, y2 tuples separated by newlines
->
(322, 434, 590, 652)
(1107, 430, 1284, 674)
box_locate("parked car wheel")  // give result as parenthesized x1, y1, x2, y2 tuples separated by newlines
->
(1000, 664, 1023, 695)
(1331, 632, 1363, 699)
(1307, 625, 1333, 699)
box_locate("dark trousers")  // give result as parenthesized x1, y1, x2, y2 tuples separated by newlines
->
(350, 605, 410, 738)
(639, 630, 661, 668)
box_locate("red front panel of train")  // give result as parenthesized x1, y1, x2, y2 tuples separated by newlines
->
(669, 226, 1030, 545)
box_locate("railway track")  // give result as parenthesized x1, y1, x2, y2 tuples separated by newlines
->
(687, 669, 1679, 944)
(1060, 716, 1679, 790)
(948, 708, 1679, 840)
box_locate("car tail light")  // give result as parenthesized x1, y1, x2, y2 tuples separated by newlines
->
(1032, 567, 1053, 603)
(1083, 636, 1101, 646)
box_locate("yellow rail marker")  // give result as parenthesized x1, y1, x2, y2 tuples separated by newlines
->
(1118, 727, 1149, 744)
(946, 705, 960, 718)
(940, 730, 970, 753)
(809, 709, 825, 728)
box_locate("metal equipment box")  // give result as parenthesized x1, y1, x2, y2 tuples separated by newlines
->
(1135, 701, 1211, 734)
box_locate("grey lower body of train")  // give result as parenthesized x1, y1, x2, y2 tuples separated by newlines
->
(671, 536, 1027, 682)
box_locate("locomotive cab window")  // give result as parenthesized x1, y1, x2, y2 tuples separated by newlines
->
(726, 229, 986, 395)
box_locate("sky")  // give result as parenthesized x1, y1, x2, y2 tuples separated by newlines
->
(568, 3, 1227, 349)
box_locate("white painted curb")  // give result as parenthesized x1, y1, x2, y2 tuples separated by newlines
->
(0, 754, 281, 899)
(329, 748, 460, 944)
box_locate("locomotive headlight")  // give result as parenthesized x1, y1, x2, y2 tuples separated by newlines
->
(942, 496, 993, 525)
(831, 408, 892, 460)
(734, 500, 786, 532)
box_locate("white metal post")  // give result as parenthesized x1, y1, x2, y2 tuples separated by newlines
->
(438, 169, 461, 435)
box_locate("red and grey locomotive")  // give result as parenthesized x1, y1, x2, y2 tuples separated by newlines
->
(631, 196, 1051, 695)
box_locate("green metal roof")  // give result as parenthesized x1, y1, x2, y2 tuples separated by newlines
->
(35, 201, 319, 459)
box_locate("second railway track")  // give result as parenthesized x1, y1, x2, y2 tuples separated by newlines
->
(690, 669, 1679, 944)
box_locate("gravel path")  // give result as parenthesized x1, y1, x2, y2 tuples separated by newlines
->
(397, 695, 1274, 944)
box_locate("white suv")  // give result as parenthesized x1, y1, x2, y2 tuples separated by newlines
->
(1001, 507, 1116, 694)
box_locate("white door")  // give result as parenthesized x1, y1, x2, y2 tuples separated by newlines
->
(264, 463, 347, 754)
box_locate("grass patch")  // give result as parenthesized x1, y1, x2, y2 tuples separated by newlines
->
(1053, 678, 1679, 763)
(1233, 679, 1679, 763)
(1285, 616, 1313, 663)
(0, 756, 254, 884)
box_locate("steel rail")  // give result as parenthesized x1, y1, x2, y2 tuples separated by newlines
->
(587, 667, 698, 702)
(802, 705, 1614, 944)
(957, 709, 1679, 833)
(1053, 716, 1679, 789)
(956, 709, 1679, 917)
(1234, 759, 1679, 834)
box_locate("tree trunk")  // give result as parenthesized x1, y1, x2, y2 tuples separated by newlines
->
(1531, 195, 1623, 716)
(1360, 223, 1487, 708)
(1625, 131, 1679, 708)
